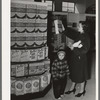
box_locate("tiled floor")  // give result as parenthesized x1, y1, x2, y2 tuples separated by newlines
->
(32, 51, 96, 100)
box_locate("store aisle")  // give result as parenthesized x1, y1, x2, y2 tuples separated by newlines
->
(32, 51, 96, 100)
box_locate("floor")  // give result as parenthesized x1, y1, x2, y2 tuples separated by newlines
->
(32, 51, 96, 100)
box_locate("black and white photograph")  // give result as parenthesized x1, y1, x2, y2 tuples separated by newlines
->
(2, 0, 98, 100)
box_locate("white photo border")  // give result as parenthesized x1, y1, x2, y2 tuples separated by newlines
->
(2, 0, 98, 100)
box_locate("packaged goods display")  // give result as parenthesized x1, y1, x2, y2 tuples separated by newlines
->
(11, 1, 51, 97)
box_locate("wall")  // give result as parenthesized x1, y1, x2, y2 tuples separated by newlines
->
(86, 0, 95, 8)
(51, 0, 95, 24)
(67, 13, 86, 24)
(75, 0, 86, 13)
(75, 0, 95, 14)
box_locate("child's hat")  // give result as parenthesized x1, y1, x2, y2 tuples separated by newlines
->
(57, 49, 66, 55)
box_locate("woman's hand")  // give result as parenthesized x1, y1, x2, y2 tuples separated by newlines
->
(78, 44, 83, 48)
(73, 40, 81, 47)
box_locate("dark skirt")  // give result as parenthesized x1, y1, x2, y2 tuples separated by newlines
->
(69, 53, 89, 83)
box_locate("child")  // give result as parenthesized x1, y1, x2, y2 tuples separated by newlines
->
(51, 49, 69, 100)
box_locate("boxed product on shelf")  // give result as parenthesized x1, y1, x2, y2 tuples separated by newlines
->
(46, 72, 51, 85)
(37, 47, 45, 60)
(36, 3, 47, 13)
(29, 63, 38, 75)
(43, 33, 47, 44)
(24, 64, 29, 76)
(14, 64, 28, 77)
(43, 59, 50, 71)
(15, 14, 27, 23)
(36, 13, 47, 24)
(40, 72, 50, 90)
(26, 9, 36, 23)
(15, 78, 24, 96)
(20, 50, 30, 62)
(11, 2, 26, 8)
(29, 49, 38, 61)
(12, 33, 26, 46)
(11, 65, 16, 77)
(11, 77, 16, 94)
(52, 34, 66, 51)
(11, 50, 21, 62)
(31, 76, 40, 93)
(44, 46, 48, 58)
(35, 33, 44, 45)
(15, 41, 26, 46)
(16, 64, 24, 77)
(25, 33, 36, 46)
(36, 62, 45, 74)
(24, 77, 32, 94)
(26, 3, 37, 13)
(36, 18, 47, 24)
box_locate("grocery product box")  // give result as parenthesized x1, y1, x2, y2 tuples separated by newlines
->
(44, 46, 48, 58)
(40, 72, 51, 91)
(11, 77, 16, 94)
(11, 50, 21, 62)
(37, 47, 45, 60)
(16, 64, 24, 77)
(44, 59, 50, 71)
(31, 76, 40, 93)
(20, 50, 30, 62)
(15, 79, 24, 96)
(11, 65, 16, 77)
(24, 77, 32, 94)
(29, 49, 38, 61)
(36, 62, 45, 74)
(29, 63, 38, 75)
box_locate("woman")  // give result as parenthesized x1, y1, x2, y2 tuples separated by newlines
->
(64, 21, 90, 97)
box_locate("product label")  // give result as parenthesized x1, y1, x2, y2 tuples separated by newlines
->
(11, 65, 16, 76)
(24, 80, 32, 94)
(40, 74, 48, 88)
(11, 50, 21, 62)
(15, 81, 24, 95)
(11, 78, 16, 94)
(32, 78, 39, 93)
(16, 64, 24, 77)
(29, 49, 38, 61)
(29, 63, 37, 75)
(20, 50, 30, 62)
(37, 48, 45, 60)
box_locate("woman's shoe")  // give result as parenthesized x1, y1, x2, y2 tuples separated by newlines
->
(65, 88, 76, 94)
(75, 90, 86, 97)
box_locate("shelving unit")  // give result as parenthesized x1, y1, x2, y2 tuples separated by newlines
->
(11, 1, 51, 100)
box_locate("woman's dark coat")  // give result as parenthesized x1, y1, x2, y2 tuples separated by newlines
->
(63, 27, 90, 83)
